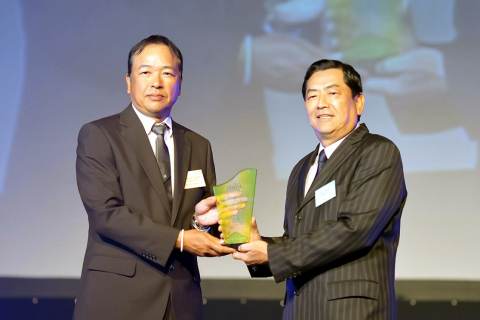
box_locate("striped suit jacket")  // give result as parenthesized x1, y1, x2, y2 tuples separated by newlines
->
(252, 124, 407, 320)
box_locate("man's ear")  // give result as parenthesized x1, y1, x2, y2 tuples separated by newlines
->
(355, 93, 365, 116)
(126, 74, 131, 94)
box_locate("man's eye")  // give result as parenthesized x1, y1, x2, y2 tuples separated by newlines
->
(141, 71, 149, 75)
(308, 95, 316, 100)
(164, 72, 173, 76)
(329, 92, 338, 95)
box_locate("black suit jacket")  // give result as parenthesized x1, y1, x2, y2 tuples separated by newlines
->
(251, 124, 407, 320)
(73, 105, 215, 320)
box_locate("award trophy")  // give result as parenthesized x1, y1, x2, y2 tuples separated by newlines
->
(213, 169, 257, 249)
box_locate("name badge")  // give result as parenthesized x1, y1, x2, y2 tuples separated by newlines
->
(315, 180, 336, 207)
(185, 170, 207, 189)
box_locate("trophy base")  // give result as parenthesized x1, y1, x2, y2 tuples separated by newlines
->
(223, 243, 244, 250)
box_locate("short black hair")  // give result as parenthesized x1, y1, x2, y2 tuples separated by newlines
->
(301, 59, 362, 100)
(127, 35, 183, 78)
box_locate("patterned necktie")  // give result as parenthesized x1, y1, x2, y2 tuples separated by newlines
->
(152, 123, 172, 206)
(315, 149, 328, 179)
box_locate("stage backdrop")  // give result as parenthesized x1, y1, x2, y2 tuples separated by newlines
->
(1, 0, 479, 280)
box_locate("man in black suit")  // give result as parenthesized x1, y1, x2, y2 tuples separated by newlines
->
(73, 35, 234, 320)
(229, 60, 407, 320)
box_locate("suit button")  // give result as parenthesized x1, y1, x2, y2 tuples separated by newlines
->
(295, 214, 302, 221)
(251, 266, 258, 272)
(294, 290, 300, 296)
(170, 264, 175, 271)
(283, 235, 288, 240)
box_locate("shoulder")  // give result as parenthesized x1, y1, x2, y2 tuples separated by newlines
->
(79, 113, 121, 136)
(362, 133, 400, 152)
(358, 132, 402, 163)
(77, 114, 123, 149)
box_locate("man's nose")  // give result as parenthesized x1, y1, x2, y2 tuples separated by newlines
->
(152, 74, 163, 88)
(316, 96, 328, 109)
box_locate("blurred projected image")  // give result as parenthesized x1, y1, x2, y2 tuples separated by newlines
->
(0, 0, 25, 193)
(240, 0, 476, 178)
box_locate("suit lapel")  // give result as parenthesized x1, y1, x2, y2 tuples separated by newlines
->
(119, 105, 172, 216)
(297, 144, 319, 206)
(298, 124, 369, 213)
(171, 121, 191, 226)
(285, 148, 318, 227)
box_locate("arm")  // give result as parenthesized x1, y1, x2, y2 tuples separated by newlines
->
(179, 140, 234, 255)
(268, 141, 406, 282)
(76, 123, 181, 266)
(77, 123, 231, 267)
(247, 236, 285, 278)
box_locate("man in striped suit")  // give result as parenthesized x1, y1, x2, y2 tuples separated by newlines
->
(231, 59, 407, 320)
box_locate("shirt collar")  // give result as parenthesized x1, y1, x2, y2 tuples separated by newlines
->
(318, 124, 360, 159)
(131, 104, 173, 137)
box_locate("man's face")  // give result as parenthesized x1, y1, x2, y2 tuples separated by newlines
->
(126, 44, 182, 122)
(305, 68, 364, 147)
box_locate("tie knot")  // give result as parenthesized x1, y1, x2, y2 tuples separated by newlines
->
(152, 123, 167, 136)
(318, 149, 327, 165)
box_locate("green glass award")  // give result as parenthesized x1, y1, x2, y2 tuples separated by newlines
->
(213, 169, 257, 249)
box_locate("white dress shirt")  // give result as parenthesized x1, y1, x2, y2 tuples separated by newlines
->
(132, 105, 175, 195)
(304, 125, 359, 196)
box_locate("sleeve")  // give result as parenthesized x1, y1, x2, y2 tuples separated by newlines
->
(267, 141, 407, 283)
(248, 236, 285, 278)
(76, 123, 180, 267)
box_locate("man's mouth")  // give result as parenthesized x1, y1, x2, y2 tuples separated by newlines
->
(316, 115, 333, 119)
(148, 94, 165, 101)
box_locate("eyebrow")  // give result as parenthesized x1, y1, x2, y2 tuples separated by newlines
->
(306, 84, 340, 94)
(325, 84, 340, 89)
(137, 64, 176, 70)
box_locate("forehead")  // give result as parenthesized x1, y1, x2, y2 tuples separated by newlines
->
(306, 68, 346, 89)
(133, 44, 179, 68)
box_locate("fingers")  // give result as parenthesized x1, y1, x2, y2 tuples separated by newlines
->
(217, 224, 224, 239)
(237, 242, 252, 252)
(213, 244, 236, 255)
(231, 251, 255, 265)
(250, 217, 261, 241)
(195, 196, 217, 215)
(184, 230, 235, 257)
(202, 196, 217, 206)
(232, 251, 246, 261)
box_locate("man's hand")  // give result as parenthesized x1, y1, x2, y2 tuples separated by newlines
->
(176, 229, 235, 257)
(232, 240, 269, 265)
(195, 193, 248, 226)
(238, 34, 324, 89)
(195, 196, 219, 226)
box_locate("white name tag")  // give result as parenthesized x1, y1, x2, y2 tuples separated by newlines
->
(315, 180, 336, 207)
(185, 170, 207, 189)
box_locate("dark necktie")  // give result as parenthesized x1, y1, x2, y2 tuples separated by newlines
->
(152, 123, 172, 206)
(315, 149, 328, 178)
